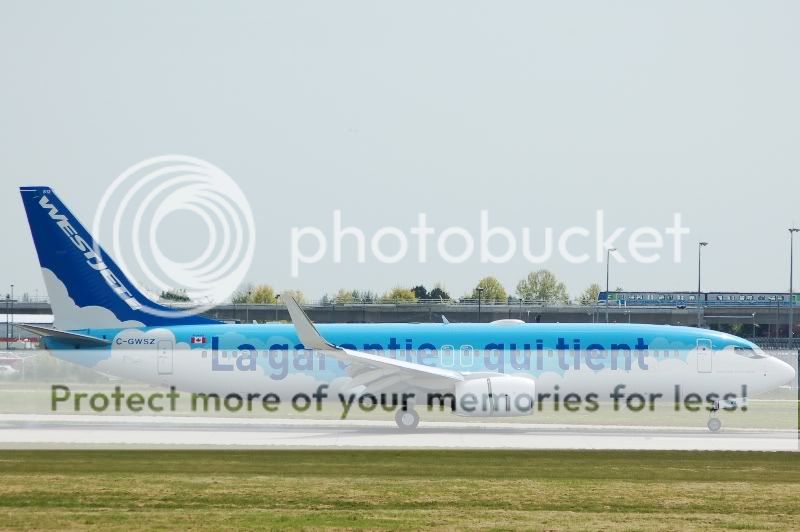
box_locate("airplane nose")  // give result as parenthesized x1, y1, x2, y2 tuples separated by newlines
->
(771, 357, 796, 386)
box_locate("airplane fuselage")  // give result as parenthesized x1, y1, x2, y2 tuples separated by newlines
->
(44, 322, 793, 406)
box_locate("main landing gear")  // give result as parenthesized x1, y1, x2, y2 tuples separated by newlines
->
(395, 406, 419, 430)
(707, 401, 722, 432)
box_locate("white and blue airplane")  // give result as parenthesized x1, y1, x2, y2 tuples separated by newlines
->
(18, 186, 796, 430)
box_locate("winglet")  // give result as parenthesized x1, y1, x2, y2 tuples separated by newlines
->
(281, 293, 336, 351)
(282, 293, 465, 383)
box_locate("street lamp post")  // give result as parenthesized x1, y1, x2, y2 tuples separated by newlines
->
(476, 287, 484, 323)
(605, 248, 616, 323)
(789, 228, 799, 347)
(4, 295, 9, 350)
(697, 242, 709, 327)
(9, 284, 13, 344)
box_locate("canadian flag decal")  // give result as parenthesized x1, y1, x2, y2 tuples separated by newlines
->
(191, 336, 206, 345)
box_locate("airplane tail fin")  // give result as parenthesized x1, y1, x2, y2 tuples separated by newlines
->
(20, 186, 219, 330)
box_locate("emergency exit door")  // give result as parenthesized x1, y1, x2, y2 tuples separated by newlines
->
(696, 338, 712, 373)
(157, 340, 173, 375)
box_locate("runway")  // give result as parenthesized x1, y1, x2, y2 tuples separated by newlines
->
(0, 414, 796, 451)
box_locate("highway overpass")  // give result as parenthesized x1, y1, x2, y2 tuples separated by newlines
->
(8, 302, 797, 341)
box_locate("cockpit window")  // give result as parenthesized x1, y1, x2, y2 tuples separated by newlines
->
(733, 346, 765, 359)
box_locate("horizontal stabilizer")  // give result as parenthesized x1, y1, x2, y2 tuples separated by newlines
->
(15, 324, 111, 346)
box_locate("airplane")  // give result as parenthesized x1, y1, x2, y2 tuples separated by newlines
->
(17, 186, 796, 431)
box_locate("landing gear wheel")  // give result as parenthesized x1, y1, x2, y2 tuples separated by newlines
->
(707, 417, 722, 432)
(395, 407, 419, 430)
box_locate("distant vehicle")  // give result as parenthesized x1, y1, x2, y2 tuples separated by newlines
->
(599, 291, 800, 307)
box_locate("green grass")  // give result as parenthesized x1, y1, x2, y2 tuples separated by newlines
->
(0, 451, 798, 530)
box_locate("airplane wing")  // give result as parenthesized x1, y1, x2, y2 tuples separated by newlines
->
(15, 324, 112, 347)
(282, 293, 465, 392)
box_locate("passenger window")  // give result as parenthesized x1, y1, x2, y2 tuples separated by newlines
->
(459, 345, 474, 368)
(440, 345, 455, 368)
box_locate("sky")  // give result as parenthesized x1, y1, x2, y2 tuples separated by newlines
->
(1, 1, 799, 302)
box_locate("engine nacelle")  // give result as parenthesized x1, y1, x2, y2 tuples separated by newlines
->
(454, 375, 536, 417)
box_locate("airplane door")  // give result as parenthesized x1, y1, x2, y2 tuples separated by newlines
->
(157, 340, 173, 375)
(696, 339, 712, 373)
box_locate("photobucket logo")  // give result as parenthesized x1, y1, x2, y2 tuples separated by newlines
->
(92, 155, 255, 317)
(290, 211, 690, 277)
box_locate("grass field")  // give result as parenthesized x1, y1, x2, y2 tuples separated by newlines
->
(0, 451, 798, 530)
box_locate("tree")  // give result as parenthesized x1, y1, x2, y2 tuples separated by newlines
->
(230, 283, 254, 304)
(281, 289, 306, 304)
(728, 323, 745, 336)
(249, 284, 277, 304)
(515, 270, 569, 303)
(334, 289, 355, 304)
(429, 284, 451, 301)
(471, 277, 507, 302)
(382, 287, 417, 302)
(354, 290, 379, 303)
(160, 288, 190, 302)
(578, 283, 601, 305)
(331, 289, 379, 303)
(411, 285, 429, 300)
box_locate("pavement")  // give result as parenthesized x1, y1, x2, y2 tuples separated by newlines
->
(0, 414, 796, 451)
